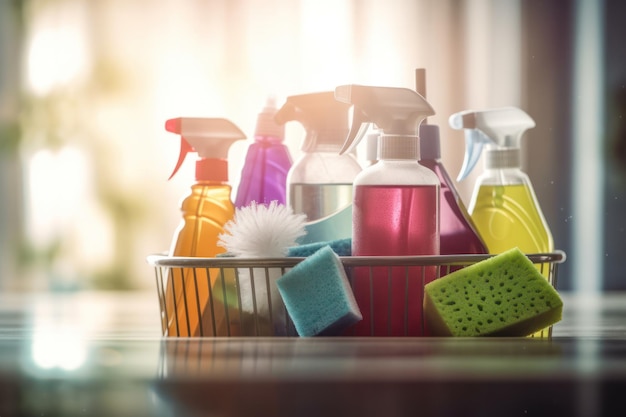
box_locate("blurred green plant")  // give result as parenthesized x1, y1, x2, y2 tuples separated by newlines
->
(0, 123, 21, 153)
(15, 0, 149, 290)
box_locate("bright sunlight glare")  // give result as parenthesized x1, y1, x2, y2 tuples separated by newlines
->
(32, 324, 87, 371)
(27, 26, 87, 95)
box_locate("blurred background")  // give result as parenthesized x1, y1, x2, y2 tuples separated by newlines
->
(0, 0, 624, 294)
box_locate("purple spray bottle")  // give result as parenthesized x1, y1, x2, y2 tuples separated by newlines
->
(415, 69, 487, 256)
(235, 96, 292, 207)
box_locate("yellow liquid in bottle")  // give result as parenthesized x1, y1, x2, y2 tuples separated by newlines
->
(165, 183, 235, 337)
(470, 184, 554, 338)
(470, 184, 553, 254)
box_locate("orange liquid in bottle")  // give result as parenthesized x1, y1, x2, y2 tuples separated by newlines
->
(164, 183, 234, 336)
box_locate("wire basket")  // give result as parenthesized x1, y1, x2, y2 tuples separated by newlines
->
(147, 251, 566, 338)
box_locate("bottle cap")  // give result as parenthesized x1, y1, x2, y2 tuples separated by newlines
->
(254, 96, 285, 142)
(419, 124, 441, 160)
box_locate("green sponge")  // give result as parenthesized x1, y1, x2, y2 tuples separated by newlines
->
(423, 247, 562, 337)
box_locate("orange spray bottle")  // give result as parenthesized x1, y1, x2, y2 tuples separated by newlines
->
(164, 117, 245, 336)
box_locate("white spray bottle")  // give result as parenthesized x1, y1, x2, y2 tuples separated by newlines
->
(275, 91, 362, 244)
(450, 107, 554, 256)
(335, 84, 440, 336)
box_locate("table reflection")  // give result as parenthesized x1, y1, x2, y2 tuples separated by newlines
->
(0, 292, 624, 416)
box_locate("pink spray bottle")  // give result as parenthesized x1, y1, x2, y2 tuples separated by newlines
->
(335, 84, 440, 336)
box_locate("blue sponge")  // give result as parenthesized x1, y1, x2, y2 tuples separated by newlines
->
(286, 238, 352, 257)
(277, 246, 362, 336)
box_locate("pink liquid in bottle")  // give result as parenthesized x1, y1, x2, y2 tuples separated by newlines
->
(349, 184, 439, 336)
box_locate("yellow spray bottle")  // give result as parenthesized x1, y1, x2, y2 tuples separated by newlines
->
(164, 117, 245, 336)
(449, 107, 554, 258)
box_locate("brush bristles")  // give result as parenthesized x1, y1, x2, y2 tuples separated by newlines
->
(218, 201, 307, 257)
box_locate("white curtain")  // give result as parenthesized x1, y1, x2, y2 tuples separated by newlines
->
(10, 0, 530, 290)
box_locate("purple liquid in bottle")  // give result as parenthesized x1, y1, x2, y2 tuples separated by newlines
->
(349, 184, 439, 336)
(420, 159, 488, 255)
(235, 136, 292, 208)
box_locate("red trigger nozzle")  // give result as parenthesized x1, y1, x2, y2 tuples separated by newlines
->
(168, 139, 194, 180)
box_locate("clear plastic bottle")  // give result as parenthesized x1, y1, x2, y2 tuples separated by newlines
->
(335, 84, 440, 336)
(450, 107, 554, 256)
(275, 92, 362, 244)
(164, 117, 245, 337)
(451, 107, 554, 339)
(235, 96, 292, 207)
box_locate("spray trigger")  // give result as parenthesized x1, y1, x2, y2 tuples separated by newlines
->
(164, 117, 245, 182)
(340, 108, 370, 155)
(457, 130, 491, 181)
(450, 107, 536, 182)
(169, 138, 194, 180)
(335, 84, 434, 161)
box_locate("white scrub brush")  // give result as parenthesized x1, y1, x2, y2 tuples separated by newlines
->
(218, 201, 306, 335)
(219, 201, 306, 257)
